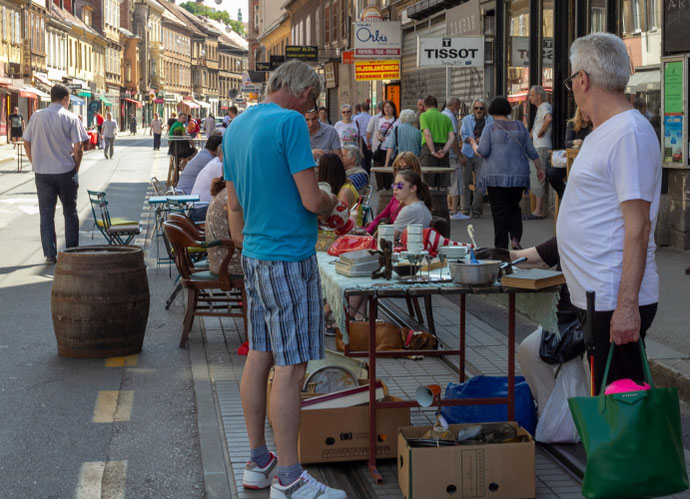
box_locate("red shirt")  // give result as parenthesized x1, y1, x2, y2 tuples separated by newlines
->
(96, 113, 104, 126)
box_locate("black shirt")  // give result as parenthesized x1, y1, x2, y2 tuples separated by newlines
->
(9, 113, 23, 129)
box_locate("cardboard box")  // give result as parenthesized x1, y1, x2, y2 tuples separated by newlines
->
(397, 423, 535, 499)
(299, 395, 410, 464)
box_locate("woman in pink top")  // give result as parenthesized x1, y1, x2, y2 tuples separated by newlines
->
(366, 152, 422, 234)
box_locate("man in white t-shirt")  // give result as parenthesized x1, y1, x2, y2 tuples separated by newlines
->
(556, 33, 661, 393)
(528, 86, 551, 218)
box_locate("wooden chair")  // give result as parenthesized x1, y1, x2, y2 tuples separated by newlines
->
(88, 190, 141, 245)
(162, 221, 246, 347)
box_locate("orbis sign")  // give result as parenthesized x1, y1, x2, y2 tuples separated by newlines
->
(354, 21, 401, 59)
(417, 36, 484, 67)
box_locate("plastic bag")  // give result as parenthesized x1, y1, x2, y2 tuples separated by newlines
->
(326, 234, 377, 256)
(535, 358, 588, 443)
(441, 376, 537, 435)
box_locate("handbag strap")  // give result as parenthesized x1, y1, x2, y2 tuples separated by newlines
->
(493, 121, 530, 159)
(599, 341, 656, 395)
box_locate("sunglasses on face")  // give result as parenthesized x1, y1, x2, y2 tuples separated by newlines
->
(391, 182, 408, 190)
(342, 110, 351, 113)
(474, 107, 485, 111)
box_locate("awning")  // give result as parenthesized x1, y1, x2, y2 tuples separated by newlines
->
(99, 95, 113, 106)
(626, 69, 660, 93)
(26, 85, 50, 101)
(125, 97, 143, 108)
(194, 99, 211, 109)
(9, 86, 38, 99)
(70, 95, 85, 106)
(179, 100, 200, 109)
(34, 73, 54, 88)
(77, 89, 92, 97)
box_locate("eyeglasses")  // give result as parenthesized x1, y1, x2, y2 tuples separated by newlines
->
(391, 182, 408, 190)
(307, 97, 318, 113)
(474, 107, 485, 111)
(342, 110, 352, 113)
(564, 70, 587, 91)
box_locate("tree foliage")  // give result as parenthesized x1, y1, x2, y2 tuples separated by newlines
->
(179, 2, 246, 37)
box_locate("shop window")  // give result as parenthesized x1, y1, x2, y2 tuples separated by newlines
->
(340, 0, 347, 40)
(325, 4, 330, 44)
(331, 2, 337, 42)
(647, 0, 658, 30)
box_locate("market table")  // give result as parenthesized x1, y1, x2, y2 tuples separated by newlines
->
(316, 251, 559, 482)
(148, 194, 200, 204)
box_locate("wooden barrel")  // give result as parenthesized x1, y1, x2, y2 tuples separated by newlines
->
(51, 245, 150, 358)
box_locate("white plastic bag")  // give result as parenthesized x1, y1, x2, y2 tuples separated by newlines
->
(535, 358, 588, 443)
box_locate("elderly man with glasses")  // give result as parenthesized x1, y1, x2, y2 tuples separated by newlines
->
(460, 99, 493, 217)
(557, 33, 661, 394)
(527, 85, 552, 219)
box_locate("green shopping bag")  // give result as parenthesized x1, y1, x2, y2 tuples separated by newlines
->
(568, 342, 689, 498)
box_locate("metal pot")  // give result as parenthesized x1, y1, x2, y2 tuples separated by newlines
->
(448, 259, 502, 286)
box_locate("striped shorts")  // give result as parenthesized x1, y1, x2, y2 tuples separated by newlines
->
(241, 254, 324, 366)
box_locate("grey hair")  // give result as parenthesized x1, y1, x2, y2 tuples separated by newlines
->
(399, 109, 416, 124)
(343, 144, 362, 162)
(530, 86, 547, 100)
(341, 104, 352, 112)
(267, 60, 322, 99)
(446, 96, 461, 108)
(569, 33, 630, 92)
(472, 99, 486, 108)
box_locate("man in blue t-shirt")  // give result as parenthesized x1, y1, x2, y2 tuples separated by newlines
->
(223, 60, 345, 499)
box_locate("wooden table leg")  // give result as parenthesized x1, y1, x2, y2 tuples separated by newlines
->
(367, 295, 383, 483)
(423, 294, 435, 335)
(508, 292, 515, 421)
(460, 294, 466, 383)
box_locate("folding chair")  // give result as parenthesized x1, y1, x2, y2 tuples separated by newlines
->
(162, 221, 246, 347)
(88, 190, 141, 245)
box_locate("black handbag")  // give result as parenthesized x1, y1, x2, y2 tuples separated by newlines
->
(539, 316, 586, 365)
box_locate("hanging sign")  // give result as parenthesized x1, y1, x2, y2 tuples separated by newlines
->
(341, 50, 355, 64)
(353, 21, 401, 58)
(417, 36, 484, 67)
(285, 45, 318, 61)
(355, 60, 400, 81)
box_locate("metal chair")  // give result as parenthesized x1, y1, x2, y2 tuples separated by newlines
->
(88, 190, 141, 245)
(162, 221, 246, 347)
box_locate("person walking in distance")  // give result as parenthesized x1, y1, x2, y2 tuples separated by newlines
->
(102, 112, 118, 159)
(203, 113, 216, 137)
(9, 106, 24, 149)
(557, 33, 661, 392)
(527, 86, 552, 218)
(460, 99, 493, 217)
(150, 113, 163, 151)
(223, 60, 346, 499)
(22, 84, 88, 264)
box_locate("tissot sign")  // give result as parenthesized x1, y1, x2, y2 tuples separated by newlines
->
(353, 21, 401, 58)
(417, 36, 484, 67)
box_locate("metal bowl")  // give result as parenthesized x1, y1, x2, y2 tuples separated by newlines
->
(448, 259, 502, 286)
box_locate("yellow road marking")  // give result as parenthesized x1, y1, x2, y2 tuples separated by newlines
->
(92, 390, 134, 423)
(104, 354, 139, 368)
(75, 460, 127, 499)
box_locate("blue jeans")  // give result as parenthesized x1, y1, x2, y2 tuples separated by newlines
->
(35, 169, 79, 258)
(153, 133, 161, 150)
(104, 137, 115, 158)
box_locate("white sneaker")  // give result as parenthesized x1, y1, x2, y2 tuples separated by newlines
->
(450, 212, 471, 220)
(270, 471, 347, 498)
(243, 452, 278, 489)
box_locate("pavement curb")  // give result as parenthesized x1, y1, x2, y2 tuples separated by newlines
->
(189, 327, 236, 498)
(650, 359, 690, 403)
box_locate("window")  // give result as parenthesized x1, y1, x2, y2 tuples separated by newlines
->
(623, 0, 643, 33)
(340, 0, 347, 40)
(591, 7, 605, 33)
(254, 4, 259, 31)
(306, 15, 311, 45)
(648, 0, 658, 30)
(324, 4, 330, 44)
(2, 8, 6, 42)
(331, 2, 337, 42)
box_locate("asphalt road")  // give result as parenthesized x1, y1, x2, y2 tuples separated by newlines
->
(0, 136, 204, 497)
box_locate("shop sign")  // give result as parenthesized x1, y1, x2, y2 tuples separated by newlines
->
(256, 62, 271, 71)
(286, 45, 318, 61)
(241, 72, 261, 93)
(417, 37, 484, 68)
(510, 37, 553, 68)
(270, 55, 286, 69)
(445, 0, 481, 36)
(663, 60, 684, 166)
(354, 21, 401, 59)
(154, 98, 164, 103)
(355, 60, 400, 81)
(324, 62, 338, 89)
(67, 83, 83, 90)
(341, 50, 355, 64)
(0, 76, 13, 85)
(663, 1, 690, 55)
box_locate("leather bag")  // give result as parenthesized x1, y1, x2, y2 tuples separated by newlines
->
(568, 342, 689, 498)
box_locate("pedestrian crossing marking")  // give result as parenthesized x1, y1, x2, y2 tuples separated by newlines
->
(104, 354, 139, 368)
(75, 460, 127, 499)
(92, 390, 134, 423)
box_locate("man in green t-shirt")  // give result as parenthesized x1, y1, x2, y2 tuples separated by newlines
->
(419, 95, 455, 168)
(169, 113, 187, 136)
